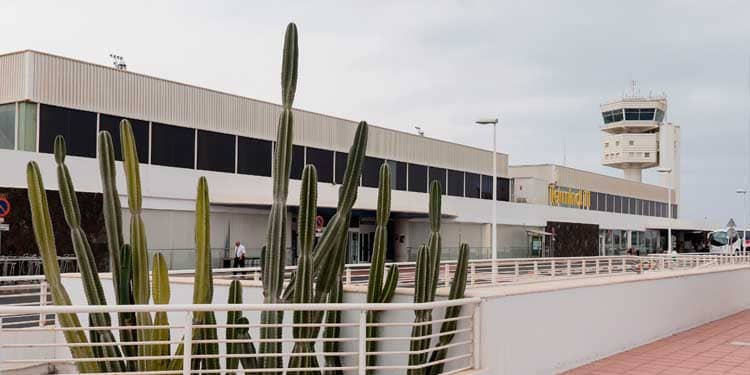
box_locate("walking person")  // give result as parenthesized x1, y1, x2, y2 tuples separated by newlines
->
(233, 240, 246, 275)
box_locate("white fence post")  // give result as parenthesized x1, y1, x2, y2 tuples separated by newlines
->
(346, 268, 353, 285)
(470, 264, 476, 286)
(358, 309, 367, 375)
(608, 259, 612, 274)
(595, 259, 600, 275)
(444, 263, 450, 287)
(183, 312, 193, 374)
(473, 301, 482, 370)
(566, 259, 571, 276)
(39, 281, 48, 327)
(514, 261, 519, 281)
(551, 260, 556, 277)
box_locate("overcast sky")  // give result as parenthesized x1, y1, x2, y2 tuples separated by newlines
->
(1, 1, 749, 226)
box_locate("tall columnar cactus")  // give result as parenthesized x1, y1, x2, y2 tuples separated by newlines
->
(97, 130, 137, 363)
(53, 137, 126, 373)
(322, 211, 350, 375)
(408, 181, 443, 374)
(26, 161, 99, 373)
(365, 163, 400, 373)
(288, 165, 321, 373)
(151, 253, 171, 371)
(260, 22, 298, 370)
(426, 243, 470, 375)
(226, 280, 258, 371)
(120, 119, 155, 372)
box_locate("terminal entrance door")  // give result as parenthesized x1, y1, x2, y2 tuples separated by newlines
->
(347, 230, 372, 264)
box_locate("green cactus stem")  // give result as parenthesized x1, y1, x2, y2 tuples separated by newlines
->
(152, 253, 171, 371)
(288, 166, 321, 374)
(426, 243, 470, 375)
(54, 136, 125, 373)
(26, 161, 100, 373)
(260, 22, 298, 371)
(98, 130, 137, 364)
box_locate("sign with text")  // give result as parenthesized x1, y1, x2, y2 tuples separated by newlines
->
(548, 185, 591, 210)
(0, 196, 10, 218)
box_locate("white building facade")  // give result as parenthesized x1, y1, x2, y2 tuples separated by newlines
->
(0, 50, 707, 267)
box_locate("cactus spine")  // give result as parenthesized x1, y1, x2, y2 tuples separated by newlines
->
(260, 22, 298, 370)
(26, 161, 99, 373)
(54, 137, 126, 373)
(288, 165, 321, 374)
(97, 130, 137, 365)
(426, 243, 470, 375)
(365, 163, 400, 373)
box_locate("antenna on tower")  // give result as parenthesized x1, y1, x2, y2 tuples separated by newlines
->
(109, 54, 127, 70)
(630, 80, 637, 98)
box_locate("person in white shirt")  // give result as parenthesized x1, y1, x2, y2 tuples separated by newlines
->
(233, 241, 247, 273)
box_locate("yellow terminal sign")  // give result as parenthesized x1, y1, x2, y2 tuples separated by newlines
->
(549, 185, 591, 209)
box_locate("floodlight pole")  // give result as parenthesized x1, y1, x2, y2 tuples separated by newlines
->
(476, 118, 499, 284)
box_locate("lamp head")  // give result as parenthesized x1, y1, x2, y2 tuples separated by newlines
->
(475, 118, 498, 125)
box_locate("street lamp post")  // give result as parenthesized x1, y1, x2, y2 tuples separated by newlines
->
(736, 189, 748, 254)
(476, 117, 499, 284)
(657, 168, 673, 252)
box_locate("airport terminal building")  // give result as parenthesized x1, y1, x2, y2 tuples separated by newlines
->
(0, 50, 707, 268)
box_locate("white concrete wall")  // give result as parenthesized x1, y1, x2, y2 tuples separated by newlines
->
(475, 267, 750, 374)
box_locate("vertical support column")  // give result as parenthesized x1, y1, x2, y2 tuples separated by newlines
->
(346, 268, 352, 285)
(595, 259, 600, 275)
(550, 260, 556, 277)
(183, 312, 193, 374)
(444, 263, 450, 287)
(470, 263, 476, 286)
(513, 261, 519, 281)
(358, 309, 367, 375)
(621, 258, 626, 273)
(38, 281, 48, 327)
(472, 302, 482, 370)
(566, 259, 571, 276)
(608, 259, 612, 274)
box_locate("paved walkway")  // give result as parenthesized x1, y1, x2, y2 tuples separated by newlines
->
(564, 310, 750, 374)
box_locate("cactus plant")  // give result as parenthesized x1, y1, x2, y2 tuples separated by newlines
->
(53, 136, 126, 373)
(260, 22, 298, 370)
(426, 243, 470, 375)
(26, 161, 100, 373)
(120, 119, 155, 372)
(322, 211, 350, 375)
(152, 253, 171, 371)
(97, 130, 136, 365)
(226, 280, 258, 370)
(408, 181, 442, 374)
(365, 163, 400, 373)
(288, 165, 321, 374)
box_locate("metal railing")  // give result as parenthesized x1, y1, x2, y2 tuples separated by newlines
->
(0, 256, 78, 276)
(0, 298, 481, 374)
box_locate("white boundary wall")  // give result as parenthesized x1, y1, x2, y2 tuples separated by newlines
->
(475, 266, 750, 374)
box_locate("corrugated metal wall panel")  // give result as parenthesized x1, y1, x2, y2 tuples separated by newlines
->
(24, 51, 506, 175)
(0, 52, 26, 103)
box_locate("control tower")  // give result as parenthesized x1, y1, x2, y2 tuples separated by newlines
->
(600, 88, 680, 197)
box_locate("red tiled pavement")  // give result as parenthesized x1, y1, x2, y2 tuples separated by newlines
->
(563, 310, 750, 375)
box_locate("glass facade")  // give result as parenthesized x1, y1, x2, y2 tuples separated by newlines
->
(39, 104, 97, 157)
(237, 137, 272, 177)
(0, 103, 15, 150)
(17, 102, 37, 151)
(334, 151, 348, 184)
(465, 172, 480, 198)
(197, 130, 235, 173)
(151, 122, 195, 169)
(306, 147, 334, 183)
(99, 114, 149, 162)
(428, 167, 446, 194)
(408, 164, 427, 193)
(290, 145, 304, 180)
(362, 157, 383, 188)
(447, 169, 464, 197)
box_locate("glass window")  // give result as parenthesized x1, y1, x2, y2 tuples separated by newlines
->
(334, 151, 348, 184)
(428, 167, 446, 194)
(497, 177, 510, 202)
(480, 175, 493, 200)
(612, 109, 623, 122)
(99, 114, 149, 162)
(672, 204, 678, 219)
(590, 192, 599, 210)
(614, 195, 622, 213)
(624, 108, 639, 121)
(0, 103, 15, 149)
(197, 130, 235, 173)
(639, 108, 655, 121)
(17, 102, 37, 151)
(393, 160, 407, 191)
(238, 136, 272, 177)
(465, 172, 480, 198)
(306, 147, 334, 183)
(606, 194, 615, 213)
(655, 109, 665, 123)
(290, 145, 304, 180)
(362, 157, 384, 188)
(408, 164, 427, 193)
(447, 169, 464, 197)
(150, 122, 195, 169)
(597, 192, 606, 211)
(39, 104, 97, 157)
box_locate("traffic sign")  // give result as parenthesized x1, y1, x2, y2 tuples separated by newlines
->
(0, 224, 8, 231)
(0, 196, 9, 218)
